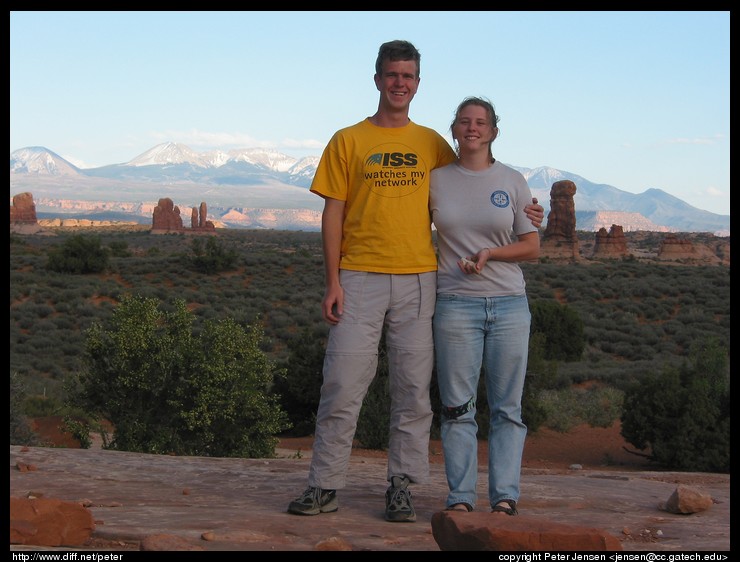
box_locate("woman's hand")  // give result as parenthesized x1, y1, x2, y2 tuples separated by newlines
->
(457, 249, 490, 275)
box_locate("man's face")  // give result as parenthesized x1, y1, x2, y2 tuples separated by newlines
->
(374, 59, 420, 111)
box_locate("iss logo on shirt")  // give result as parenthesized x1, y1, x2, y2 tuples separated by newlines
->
(363, 143, 427, 198)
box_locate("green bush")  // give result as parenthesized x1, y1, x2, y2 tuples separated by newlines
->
(620, 337, 729, 472)
(107, 240, 131, 258)
(66, 294, 290, 458)
(530, 300, 585, 361)
(537, 385, 624, 433)
(46, 234, 110, 274)
(190, 236, 239, 274)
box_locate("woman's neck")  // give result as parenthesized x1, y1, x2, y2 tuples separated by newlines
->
(458, 149, 494, 172)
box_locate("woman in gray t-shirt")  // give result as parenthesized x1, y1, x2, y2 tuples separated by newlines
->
(430, 96, 540, 516)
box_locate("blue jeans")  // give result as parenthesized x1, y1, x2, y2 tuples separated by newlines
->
(433, 293, 530, 510)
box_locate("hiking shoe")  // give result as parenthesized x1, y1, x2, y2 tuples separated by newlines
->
(287, 486, 338, 516)
(385, 476, 416, 522)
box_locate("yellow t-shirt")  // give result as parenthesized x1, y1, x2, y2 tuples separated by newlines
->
(310, 118, 456, 274)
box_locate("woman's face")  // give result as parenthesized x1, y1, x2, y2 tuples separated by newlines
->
(453, 104, 495, 153)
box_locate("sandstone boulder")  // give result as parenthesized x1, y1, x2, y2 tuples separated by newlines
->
(432, 510, 622, 551)
(10, 497, 95, 547)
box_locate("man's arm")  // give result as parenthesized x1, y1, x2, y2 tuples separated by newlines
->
(320, 197, 345, 325)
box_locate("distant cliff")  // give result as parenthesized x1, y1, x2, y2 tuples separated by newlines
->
(575, 211, 671, 232)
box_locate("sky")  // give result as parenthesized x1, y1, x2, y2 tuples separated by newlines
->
(10, 11, 730, 216)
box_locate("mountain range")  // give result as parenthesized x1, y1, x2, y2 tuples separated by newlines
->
(9, 143, 730, 235)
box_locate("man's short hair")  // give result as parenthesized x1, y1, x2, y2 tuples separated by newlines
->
(375, 40, 421, 77)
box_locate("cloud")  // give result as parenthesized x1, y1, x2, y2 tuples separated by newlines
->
(281, 137, 326, 151)
(145, 129, 325, 154)
(149, 129, 270, 150)
(705, 186, 725, 198)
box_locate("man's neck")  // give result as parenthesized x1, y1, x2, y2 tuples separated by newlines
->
(369, 110, 410, 128)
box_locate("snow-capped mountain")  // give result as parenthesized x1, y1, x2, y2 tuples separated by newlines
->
(127, 142, 207, 167)
(9, 146, 81, 176)
(49, 143, 320, 190)
(123, 142, 313, 174)
(9, 144, 730, 235)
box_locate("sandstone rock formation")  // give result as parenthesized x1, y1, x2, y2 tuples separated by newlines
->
(151, 197, 184, 232)
(540, 180, 580, 261)
(658, 233, 696, 260)
(152, 197, 215, 233)
(592, 224, 628, 259)
(191, 201, 215, 232)
(10, 192, 38, 224)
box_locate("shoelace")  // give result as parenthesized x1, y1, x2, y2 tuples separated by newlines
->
(300, 487, 320, 503)
(388, 486, 412, 510)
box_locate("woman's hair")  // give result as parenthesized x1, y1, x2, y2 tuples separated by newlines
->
(375, 40, 421, 77)
(451, 96, 500, 162)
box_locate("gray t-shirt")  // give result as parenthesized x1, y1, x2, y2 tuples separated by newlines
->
(430, 160, 537, 297)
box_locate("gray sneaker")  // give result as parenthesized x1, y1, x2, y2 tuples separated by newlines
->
(385, 476, 416, 522)
(287, 486, 338, 516)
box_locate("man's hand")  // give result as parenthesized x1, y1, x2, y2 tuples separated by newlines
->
(524, 197, 544, 228)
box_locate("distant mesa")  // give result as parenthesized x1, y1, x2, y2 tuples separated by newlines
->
(151, 197, 215, 234)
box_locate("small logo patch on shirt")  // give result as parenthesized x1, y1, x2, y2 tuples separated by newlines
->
(490, 190, 510, 208)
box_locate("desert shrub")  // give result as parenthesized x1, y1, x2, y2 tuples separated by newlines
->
(58, 417, 92, 449)
(620, 337, 729, 472)
(66, 294, 290, 458)
(529, 300, 585, 362)
(537, 385, 623, 433)
(190, 236, 239, 274)
(538, 389, 582, 432)
(578, 386, 624, 428)
(22, 394, 64, 417)
(46, 234, 110, 274)
(107, 240, 131, 258)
